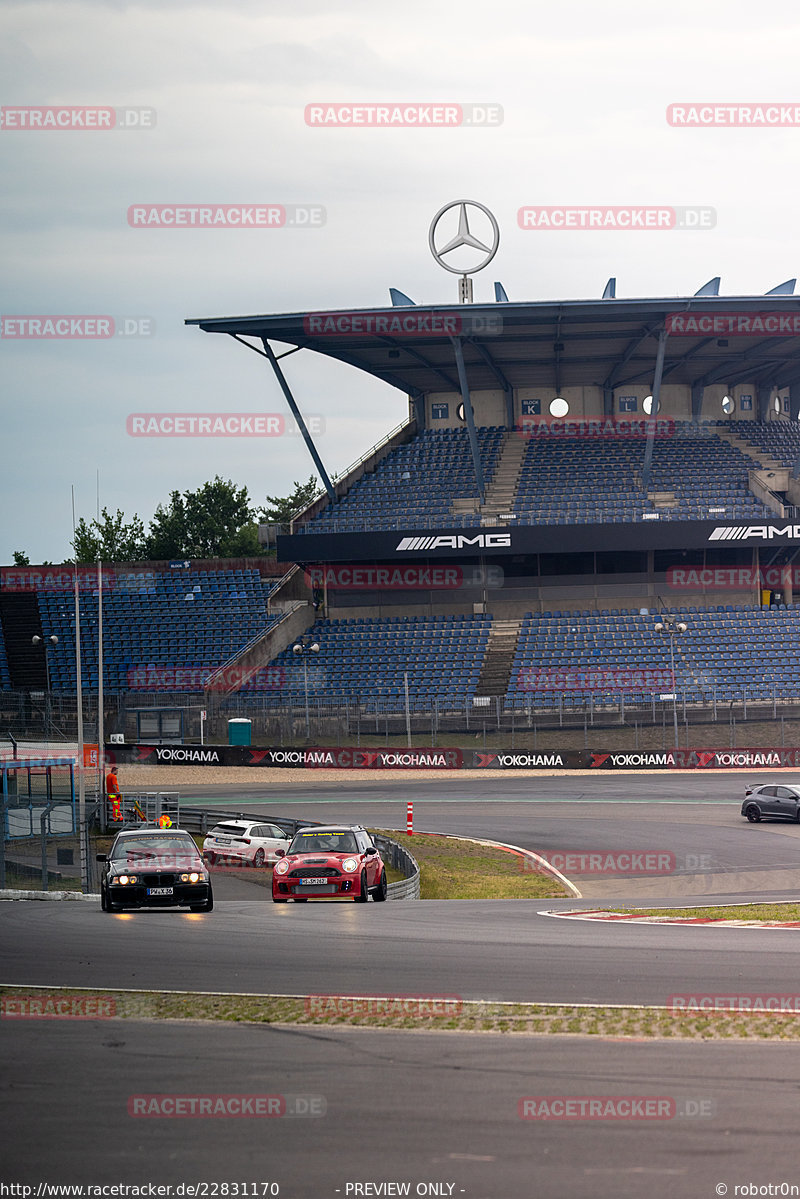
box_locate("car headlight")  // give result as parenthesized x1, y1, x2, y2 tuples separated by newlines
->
(180, 872, 203, 883)
(342, 858, 358, 873)
(117, 874, 137, 885)
(274, 859, 289, 875)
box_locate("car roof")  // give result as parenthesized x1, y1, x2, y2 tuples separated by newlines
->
(293, 825, 366, 834)
(113, 827, 194, 837)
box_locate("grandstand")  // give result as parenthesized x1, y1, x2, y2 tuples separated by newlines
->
(5, 289, 800, 742)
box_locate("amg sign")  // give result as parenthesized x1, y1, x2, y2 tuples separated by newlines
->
(396, 533, 512, 551)
(708, 524, 800, 543)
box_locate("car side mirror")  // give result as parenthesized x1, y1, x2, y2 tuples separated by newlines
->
(275, 849, 285, 858)
(96, 853, 107, 862)
(365, 846, 377, 856)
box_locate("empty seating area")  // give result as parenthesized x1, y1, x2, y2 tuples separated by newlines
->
(300, 427, 505, 532)
(726, 420, 800, 468)
(507, 605, 800, 709)
(296, 423, 773, 532)
(515, 425, 772, 524)
(36, 568, 279, 691)
(0, 633, 10, 689)
(242, 615, 492, 705)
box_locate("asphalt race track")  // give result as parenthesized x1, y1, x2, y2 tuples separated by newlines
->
(3, 771, 800, 1199)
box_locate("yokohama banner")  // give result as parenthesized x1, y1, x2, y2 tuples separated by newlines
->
(106, 744, 464, 769)
(106, 744, 800, 769)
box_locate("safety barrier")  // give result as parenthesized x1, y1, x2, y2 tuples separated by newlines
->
(372, 833, 420, 901)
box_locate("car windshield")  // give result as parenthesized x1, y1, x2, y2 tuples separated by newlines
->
(289, 831, 358, 854)
(209, 825, 247, 837)
(111, 836, 200, 865)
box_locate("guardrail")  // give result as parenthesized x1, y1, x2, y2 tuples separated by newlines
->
(175, 808, 420, 899)
(372, 833, 420, 900)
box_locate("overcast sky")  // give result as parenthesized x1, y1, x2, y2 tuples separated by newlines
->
(4, 0, 800, 563)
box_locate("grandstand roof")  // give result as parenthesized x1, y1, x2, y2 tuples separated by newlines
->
(187, 295, 800, 397)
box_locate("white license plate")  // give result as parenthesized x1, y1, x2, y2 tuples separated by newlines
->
(147, 887, 173, 896)
(300, 877, 329, 885)
(216, 838, 231, 845)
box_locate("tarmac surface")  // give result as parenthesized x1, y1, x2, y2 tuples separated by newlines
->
(4, 769, 800, 1197)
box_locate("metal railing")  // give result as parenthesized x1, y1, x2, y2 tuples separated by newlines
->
(372, 833, 420, 900)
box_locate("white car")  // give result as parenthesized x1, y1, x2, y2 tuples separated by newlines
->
(203, 820, 292, 868)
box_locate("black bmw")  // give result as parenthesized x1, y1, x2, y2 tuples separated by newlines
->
(97, 828, 214, 912)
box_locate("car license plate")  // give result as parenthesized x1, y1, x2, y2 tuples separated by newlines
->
(147, 887, 173, 896)
(302, 877, 329, 885)
(216, 838, 231, 845)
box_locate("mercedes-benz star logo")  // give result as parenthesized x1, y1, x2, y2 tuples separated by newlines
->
(428, 200, 500, 275)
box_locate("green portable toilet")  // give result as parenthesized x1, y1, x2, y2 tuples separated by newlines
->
(228, 718, 252, 746)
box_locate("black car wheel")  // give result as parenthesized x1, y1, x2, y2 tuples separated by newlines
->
(254, 848, 266, 867)
(354, 870, 369, 902)
(745, 803, 762, 823)
(373, 869, 388, 902)
(100, 881, 109, 911)
(190, 886, 214, 913)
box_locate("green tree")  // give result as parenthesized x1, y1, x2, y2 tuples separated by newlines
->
(12, 551, 30, 565)
(72, 508, 147, 563)
(145, 476, 259, 559)
(259, 476, 322, 524)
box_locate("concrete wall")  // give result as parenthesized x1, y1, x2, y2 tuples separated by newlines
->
(420, 382, 796, 428)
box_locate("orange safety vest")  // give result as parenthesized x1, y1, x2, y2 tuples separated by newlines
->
(106, 774, 121, 820)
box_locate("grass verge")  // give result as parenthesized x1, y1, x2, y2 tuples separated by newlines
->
(371, 829, 569, 899)
(4, 986, 800, 1039)
(611, 903, 800, 922)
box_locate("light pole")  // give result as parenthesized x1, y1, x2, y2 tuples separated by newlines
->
(32, 634, 58, 735)
(654, 616, 687, 753)
(292, 635, 320, 740)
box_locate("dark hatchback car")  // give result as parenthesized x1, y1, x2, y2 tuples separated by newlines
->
(742, 783, 800, 823)
(97, 828, 214, 912)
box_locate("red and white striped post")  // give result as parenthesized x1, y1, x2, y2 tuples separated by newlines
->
(406, 802, 413, 836)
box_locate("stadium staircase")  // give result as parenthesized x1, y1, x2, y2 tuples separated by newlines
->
(474, 617, 522, 697)
(0, 593, 47, 689)
(714, 425, 784, 473)
(203, 567, 314, 696)
(478, 433, 526, 519)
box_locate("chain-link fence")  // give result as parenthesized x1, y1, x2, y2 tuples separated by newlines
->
(4, 686, 800, 751)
